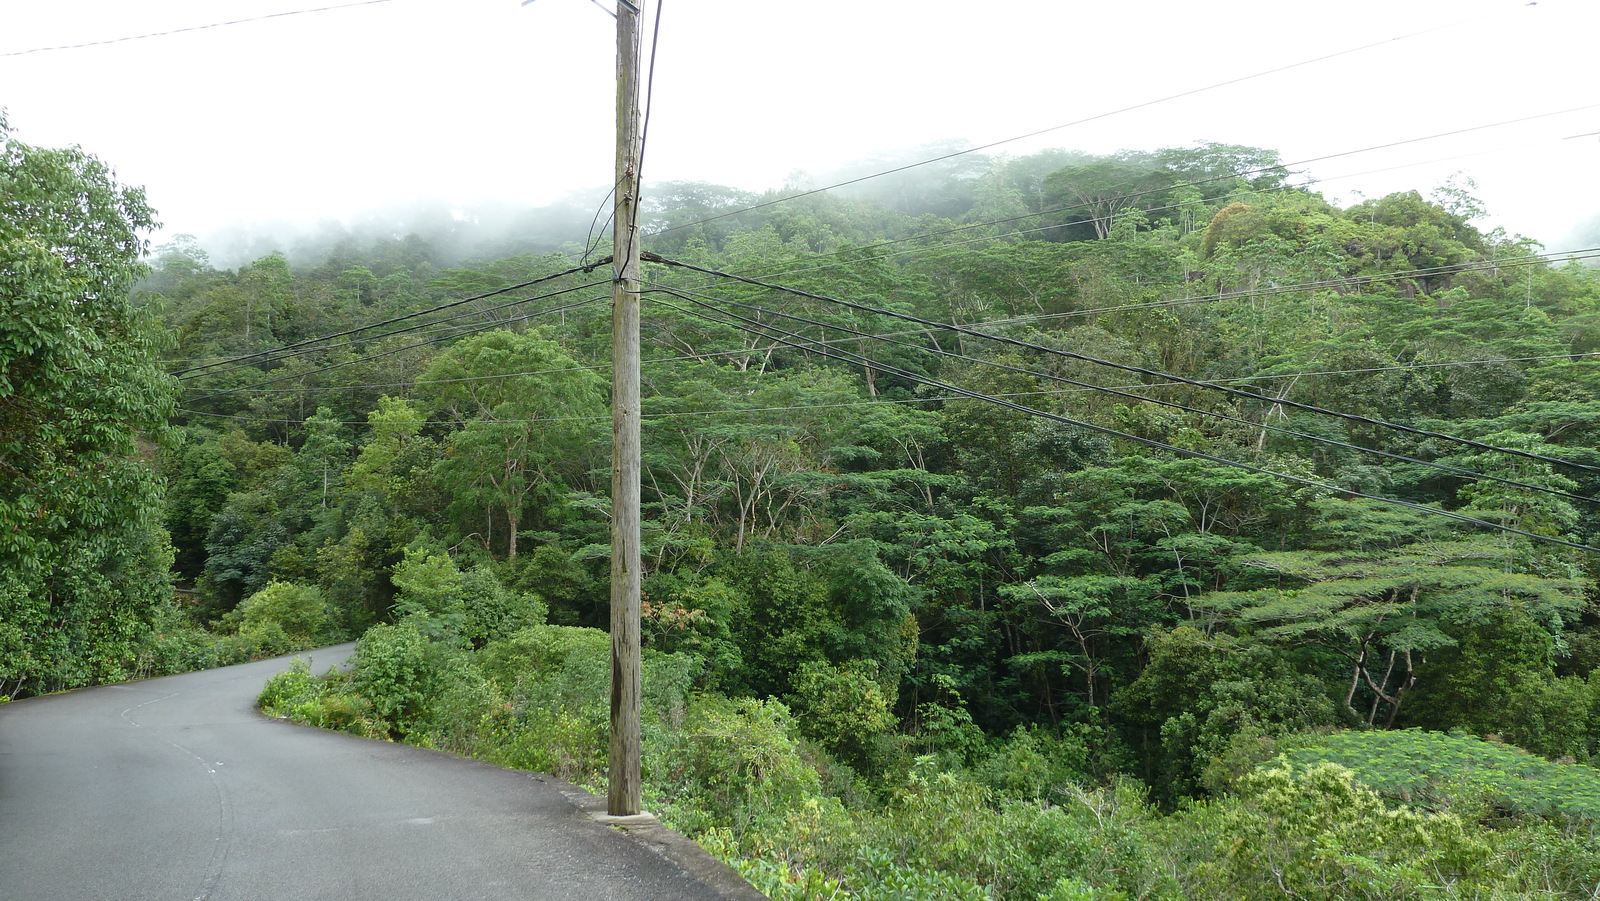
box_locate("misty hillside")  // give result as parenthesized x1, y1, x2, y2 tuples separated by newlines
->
(14, 124, 1600, 899)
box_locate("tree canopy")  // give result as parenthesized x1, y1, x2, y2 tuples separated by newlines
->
(15, 120, 1600, 898)
(0, 112, 177, 695)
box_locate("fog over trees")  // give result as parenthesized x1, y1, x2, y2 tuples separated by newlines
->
(10, 115, 1600, 897)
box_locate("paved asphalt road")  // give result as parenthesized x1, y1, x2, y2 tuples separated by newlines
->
(0, 646, 764, 901)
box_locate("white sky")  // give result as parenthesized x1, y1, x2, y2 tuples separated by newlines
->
(2, 0, 1598, 251)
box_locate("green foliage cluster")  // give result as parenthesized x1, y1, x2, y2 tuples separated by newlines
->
(0, 113, 183, 696)
(199, 137, 1600, 896)
(1279, 729, 1600, 821)
(217, 580, 332, 655)
(1167, 762, 1505, 901)
(15, 110, 1599, 894)
(267, 612, 1600, 899)
(265, 611, 701, 777)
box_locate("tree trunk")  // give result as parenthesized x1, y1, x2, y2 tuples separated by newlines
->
(1382, 650, 1417, 729)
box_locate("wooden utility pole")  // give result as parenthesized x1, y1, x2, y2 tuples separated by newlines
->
(608, 0, 644, 817)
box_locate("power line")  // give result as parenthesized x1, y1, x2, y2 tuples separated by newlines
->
(174, 261, 607, 378)
(637, 0, 664, 188)
(178, 275, 609, 383)
(165, 106, 1589, 388)
(703, 131, 1598, 291)
(646, 104, 1599, 301)
(663, 241, 1600, 349)
(179, 387, 1008, 425)
(173, 243, 1598, 407)
(176, 407, 596, 428)
(647, 282, 1600, 508)
(175, 286, 1600, 524)
(186, 362, 606, 396)
(173, 360, 1600, 431)
(580, 188, 619, 267)
(187, 290, 605, 398)
(182, 289, 608, 403)
(711, 180, 1577, 302)
(650, 2, 1539, 237)
(646, 251, 1600, 475)
(1006, 248, 1600, 326)
(575, 0, 663, 269)
(178, 287, 835, 401)
(651, 285, 1600, 554)
(178, 241, 1599, 399)
(1, 0, 398, 57)
(174, 346, 1600, 402)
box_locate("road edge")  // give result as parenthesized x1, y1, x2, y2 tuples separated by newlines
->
(252, 646, 768, 900)
(563, 790, 770, 901)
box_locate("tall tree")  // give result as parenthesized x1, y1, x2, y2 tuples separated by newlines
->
(0, 113, 177, 696)
(419, 329, 605, 558)
(1044, 154, 1176, 240)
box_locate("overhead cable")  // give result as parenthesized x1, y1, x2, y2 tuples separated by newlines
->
(183, 290, 608, 403)
(2, 0, 398, 57)
(645, 251, 1600, 474)
(179, 275, 609, 382)
(652, 2, 1541, 236)
(177, 346, 1600, 401)
(710, 133, 1599, 290)
(174, 261, 607, 378)
(651, 282, 1598, 507)
(651, 286, 1600, 554)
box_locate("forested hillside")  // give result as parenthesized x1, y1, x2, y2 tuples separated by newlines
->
(9, 121, 1600, 896)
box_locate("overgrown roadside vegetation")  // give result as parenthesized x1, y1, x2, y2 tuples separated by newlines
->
(262, 608, 1600, 900)
(10, 108, 1600, 895)
(136, 579, 358, 679)
(1, 116, 362, 699)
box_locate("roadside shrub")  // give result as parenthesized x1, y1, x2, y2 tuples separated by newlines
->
(1278, 728, 1600, 822)
(259, 659, 322, 716)
(229, 580, 330, 642)
(1173, 762, 1497, 901)
(697, 826, 852, 901)
(725, 857, 852, 901)
(410, 653, 502, 755)
(459, 566, 546, 646)
(648, 695, 822, 836)
(973, 723, 1093, 802)
(1036, 877, 1129, 901)
(486, 626, 611, 783)
(642, 650, 699, 727)
(848, 762, 1167, 900)
(487, 707, 606, 783)
(293, 689, 383, 738)
(352, 619, 439, 737)
(788, 660, 899, 780)
(862, 764, 1020, 891)
(134, 603, 225, 677)
(638, 573, 743, 688)
(850, 845, 992, 900)
(234, 620, 295, 658)
(391, 552, 551, 648)
(475, 626, 697, 785)
(390, 548, 469, 643)
(259, 659, 383, 738)
(479, 624, 610, 689)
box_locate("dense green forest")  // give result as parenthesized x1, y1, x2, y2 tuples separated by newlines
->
(8, 113, 1600, 897)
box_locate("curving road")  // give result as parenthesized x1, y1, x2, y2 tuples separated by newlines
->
(0, 646, 763, 901)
